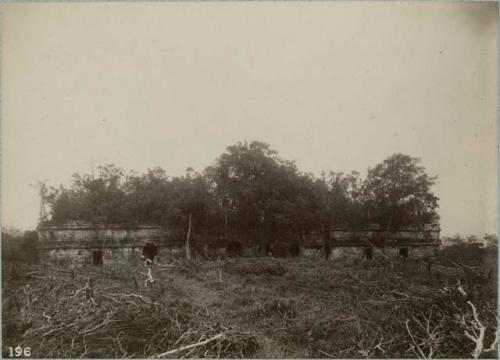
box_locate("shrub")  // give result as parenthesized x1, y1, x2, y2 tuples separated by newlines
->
(2, 230, 39, 263)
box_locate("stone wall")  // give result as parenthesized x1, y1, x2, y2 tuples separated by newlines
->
(303, 226, 441, 250)
(37, 224, 169, 250)
(39, 246, 145, 267)
(331, 228, 440, 243)
(39, 243, 438, 266)
(37, 224, 169, 266)
(330, 245, 438, 260)
(37, 223, 440, 266)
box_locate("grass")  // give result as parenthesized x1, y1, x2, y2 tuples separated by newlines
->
(2, 250, 498, 359)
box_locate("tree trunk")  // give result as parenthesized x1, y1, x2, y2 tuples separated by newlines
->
(224, 209, 228, 239)
(186, 213, 192, 260)
(323, 225, 332, 260)
(259, 211, 266, 256)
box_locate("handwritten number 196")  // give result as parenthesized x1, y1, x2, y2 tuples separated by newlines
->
(8, 346, 31, 357)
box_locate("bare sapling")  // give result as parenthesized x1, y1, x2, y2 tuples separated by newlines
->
(186, 212, 192, 260)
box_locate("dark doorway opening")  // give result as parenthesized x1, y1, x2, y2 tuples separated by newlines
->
(226, 241, 243, 257)
(289, 243, 301, 257)
(364, 247, 373, 260)
(399, 247, 409, 259)
(92, 250, 103, 266)
(142, 242, 158, 261)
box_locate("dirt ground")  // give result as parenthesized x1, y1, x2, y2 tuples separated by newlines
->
(2, 254, 498, 358)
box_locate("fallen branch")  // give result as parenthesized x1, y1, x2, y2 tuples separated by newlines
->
(463, 301, 486, 359)
(318, 349, 336, 358)
(42, 312, 52, 320)
(484, 329, 498, 353)
(79, 318, 113, 336)
(405, 319, 427, 359)
(157, 333, 224, 357)
(42, 321, 79, 337)
(102, 292, 155, 305)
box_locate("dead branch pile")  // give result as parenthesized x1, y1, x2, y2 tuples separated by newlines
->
(3, 266, 259, 358)
(272, 259, 499, 359)
(3, 255, 497, 359)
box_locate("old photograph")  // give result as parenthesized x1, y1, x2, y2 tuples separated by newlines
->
(1, 1, 498, 358)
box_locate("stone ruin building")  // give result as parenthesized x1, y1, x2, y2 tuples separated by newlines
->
(302, 223, 441, 260)
(37, 221, 441, 266)
(37, 223, 172, 266)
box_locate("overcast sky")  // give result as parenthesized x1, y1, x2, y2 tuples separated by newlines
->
(2, 2, 497, 236)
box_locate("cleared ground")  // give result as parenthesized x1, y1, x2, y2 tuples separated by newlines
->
(2, 251, 497, 358)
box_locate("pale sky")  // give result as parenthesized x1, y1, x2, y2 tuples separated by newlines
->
(1, 2, 498, 236)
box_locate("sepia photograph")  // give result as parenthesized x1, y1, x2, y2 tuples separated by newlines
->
(1, 1, 498, 359)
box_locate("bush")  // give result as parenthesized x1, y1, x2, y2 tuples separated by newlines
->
(2, 230, 39, 263)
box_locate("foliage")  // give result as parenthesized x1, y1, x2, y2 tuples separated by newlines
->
(361, 153, 440, 229)
(2, 229, 39, 263)
(439, 234, 498, 268)
(322, 171, 364, 229)
(40, 143, 440, 248)
(206, 141, 324, 244)
(43, 165, 217, 245)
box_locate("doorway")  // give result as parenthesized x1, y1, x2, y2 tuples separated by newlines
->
(364, 247, 373, 260)
(142, 242, 158, 262)
(92, 250, 103, 266)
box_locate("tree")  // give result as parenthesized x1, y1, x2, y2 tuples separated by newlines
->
(122, 167, 172, 225)
(39, 145, 442, 252)
(206, 141, 320, 252)
(2, 228, 39, 263)
(324, 171, 364, 229)
(483, 234, 497, 248)
(361, 153, 439, 229)
(47, 164, 128, 225)
(166, 169, 218, 257)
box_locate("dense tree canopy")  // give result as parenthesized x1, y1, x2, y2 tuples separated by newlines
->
(361, 153, 439, 229)
(206, 141, 322, 235)
(40, 142, 440, 245)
